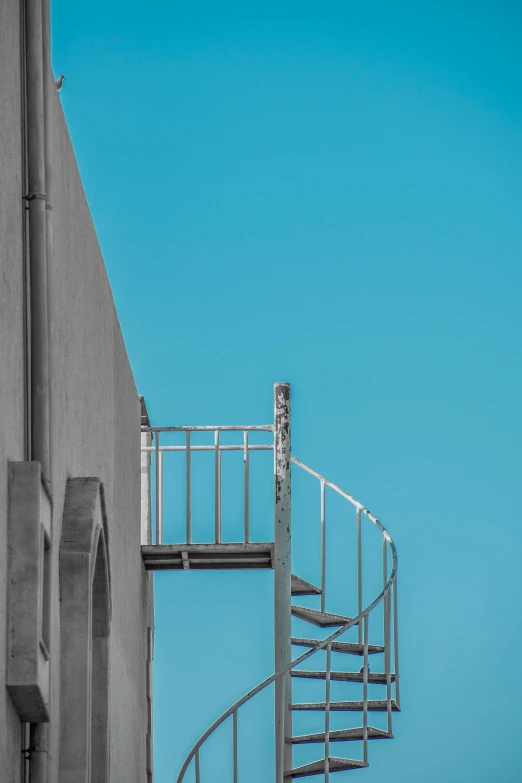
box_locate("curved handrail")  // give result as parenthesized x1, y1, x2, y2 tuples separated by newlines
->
(176, 458, 398, 783)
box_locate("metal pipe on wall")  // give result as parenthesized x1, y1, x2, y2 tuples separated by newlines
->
(28, 724, 47, 783)
(24, 0, 52, 779)
(24, 0, 50, 489)
(42, 0, 53, 488)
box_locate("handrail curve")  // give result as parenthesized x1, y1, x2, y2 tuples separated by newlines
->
(176, 457, 398, 783)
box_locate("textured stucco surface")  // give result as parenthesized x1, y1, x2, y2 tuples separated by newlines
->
(0, 0, 27, 779)
(0, 2, 152, 780)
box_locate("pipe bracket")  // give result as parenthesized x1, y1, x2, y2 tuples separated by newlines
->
(24, 193, 47, 201)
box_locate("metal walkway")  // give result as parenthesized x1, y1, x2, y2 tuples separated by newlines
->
(140, 384, 400, 781)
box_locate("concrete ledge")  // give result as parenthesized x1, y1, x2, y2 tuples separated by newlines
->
(6, 462, 51, 721)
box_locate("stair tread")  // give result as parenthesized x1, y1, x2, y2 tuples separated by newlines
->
(291, 574, 322, 596)
(291, 605, 355, 627)
(289, 757, 368, 777)
(291, 700, 400, 712)
(292, 670, 395, 683)
(141, 542, 274, 571)
(289, 726, 392, 744)
(292, 638, 385, 655)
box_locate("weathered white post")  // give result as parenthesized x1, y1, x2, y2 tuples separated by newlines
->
(140, 397, 152, 545)
(274, 382, 292, 781)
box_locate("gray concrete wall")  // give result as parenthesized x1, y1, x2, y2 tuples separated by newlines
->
(46, 65, 152, 783)
(0, 0, 28, 779)
(0, 2, 152, 780)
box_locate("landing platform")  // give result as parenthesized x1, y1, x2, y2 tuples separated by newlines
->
(141, 542, 274, 571)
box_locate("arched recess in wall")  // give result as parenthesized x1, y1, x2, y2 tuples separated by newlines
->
(59, 477, 111, 783)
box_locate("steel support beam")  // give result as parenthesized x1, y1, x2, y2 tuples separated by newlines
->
(274, 382, 292, 781)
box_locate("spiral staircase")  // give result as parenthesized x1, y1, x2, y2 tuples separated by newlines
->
(140, 384, 400, 782)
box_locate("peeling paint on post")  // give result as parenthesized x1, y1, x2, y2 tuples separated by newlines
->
(274, 382, 292, 782)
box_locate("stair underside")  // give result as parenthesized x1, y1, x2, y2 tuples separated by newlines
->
(291, 574, 322, 596)
(289, 758, 368, 777)
(141, 543, 274, 570)
(289, 726, 392, 744)
(292, 670, 395, 684)
(291, 700, 400, 712)
(292, 638, 385, 655)
(291, 605, 355, 627)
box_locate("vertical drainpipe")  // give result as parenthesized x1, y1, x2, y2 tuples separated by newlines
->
(42, 0, 53, 490)
(28, 725, 48, 783)
(25, 0, 50, 489)
(24, 0, 51, 779)
(41, 0, 53, 775)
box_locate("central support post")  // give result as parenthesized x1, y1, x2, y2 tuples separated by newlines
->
(274, 383, 292, 781)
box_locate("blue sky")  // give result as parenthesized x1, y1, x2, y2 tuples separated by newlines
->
(52, 1, 522, 781)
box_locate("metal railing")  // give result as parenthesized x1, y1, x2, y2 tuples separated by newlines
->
(175, 457, 399, 783)
(141, 425, 274, 546)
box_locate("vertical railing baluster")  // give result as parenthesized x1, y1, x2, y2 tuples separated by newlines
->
(233, 709, 238, 783)
(186, 431, 191, 544)
(158, 449, 163, 544)
(155, 432, 160, 545)
(244, 430, 250, 543)
(383, 536, 392, 735)
(324, 642, 332, 781)
(382, 533, 387, 630)
(382, 534, 387, 649)
(386, 577, 392, 735)
(357, 508, 362, 645)
(363, 613, 369, 765)
(214, 430, 221, 543)
(195, 748, 200, 783)
(141, 428, 153, 545)
(393, 577, 400, 708)
(320, 480, 326, 613)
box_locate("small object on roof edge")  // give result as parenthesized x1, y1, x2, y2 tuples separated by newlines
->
(55, 75, 66, 91)
(359, 664, 371, 674)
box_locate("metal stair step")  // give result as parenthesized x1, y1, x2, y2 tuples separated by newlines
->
(288, 757, 368, 777)
(288, 727, 392, 744)
(291, 700, 400, 712)
(291, 605, 355, 627)
(292, 670, 395, 684)
(292, 638, 385, 655)
(141, 543, 274, 571)
(291, 574, 322, 596)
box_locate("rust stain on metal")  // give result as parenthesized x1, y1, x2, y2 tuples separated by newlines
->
(275, 386, 290, 504)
